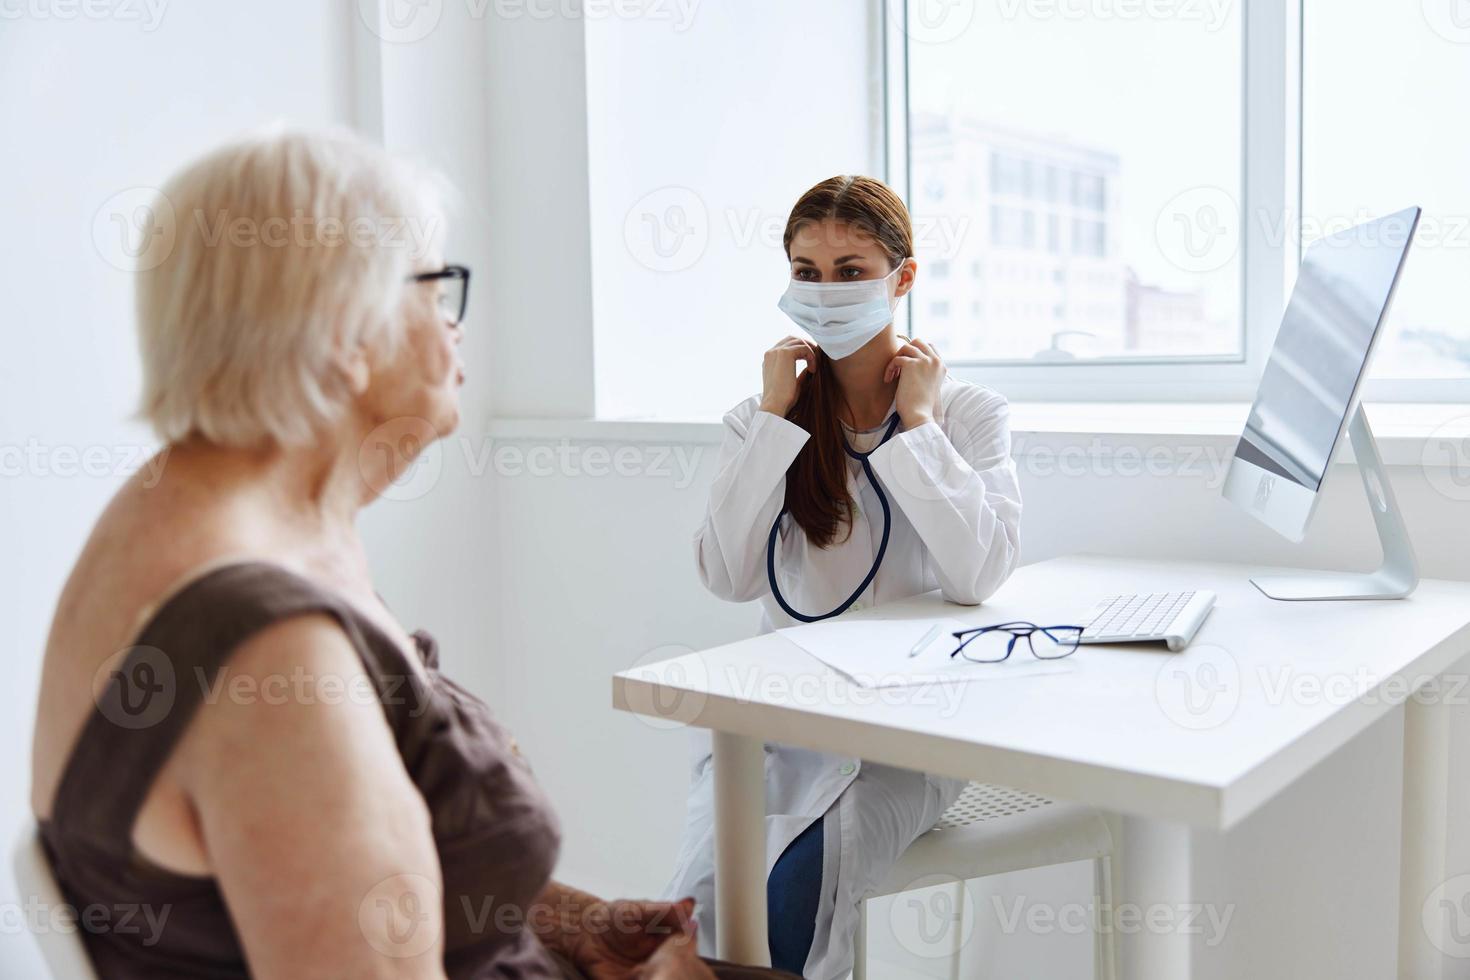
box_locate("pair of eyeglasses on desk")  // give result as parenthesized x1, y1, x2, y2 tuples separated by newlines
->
(950, 622, 1084, 663)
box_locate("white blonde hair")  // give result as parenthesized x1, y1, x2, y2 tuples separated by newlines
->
(136, 127, 448, 448)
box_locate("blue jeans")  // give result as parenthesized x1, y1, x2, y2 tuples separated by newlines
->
(765, 815, 823, 974)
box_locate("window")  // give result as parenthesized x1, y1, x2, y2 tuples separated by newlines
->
(1071, 173, 1106, 212)
(990, 152, 1023, 197)
(1043, 165, 1061, 203)
(586, 2, 881, 419)
(991, 205, 1035, 250)
(584, 1, 1462, 416)
(1071, 218, 1106, 259)
(1303, 1, 1470, 382)
(902, 0, 1242, 364)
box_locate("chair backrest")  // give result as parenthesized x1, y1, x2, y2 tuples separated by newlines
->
(11, 823, 100, 980)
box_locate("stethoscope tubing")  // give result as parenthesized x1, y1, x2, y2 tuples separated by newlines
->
(766, 414, 902, 624)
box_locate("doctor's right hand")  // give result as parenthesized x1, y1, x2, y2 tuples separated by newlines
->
(760, 336, 818, 418)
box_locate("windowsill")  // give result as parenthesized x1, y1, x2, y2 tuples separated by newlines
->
(486, 402, 1470, 467)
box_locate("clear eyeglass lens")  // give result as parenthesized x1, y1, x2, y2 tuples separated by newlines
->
(1030, 627, 1082, 659)
(955, 630, 1016, 663)
(438, 278, 464, 323)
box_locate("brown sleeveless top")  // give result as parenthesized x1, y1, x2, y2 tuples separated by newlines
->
(39, 561, 566, 978)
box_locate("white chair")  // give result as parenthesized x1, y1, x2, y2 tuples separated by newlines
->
(853, 782, 1116, 980)
(11, 823, 100, 980)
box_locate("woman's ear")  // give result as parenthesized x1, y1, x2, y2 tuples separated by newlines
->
(894, 257, 918, 299)
(336, 345, 372, 396)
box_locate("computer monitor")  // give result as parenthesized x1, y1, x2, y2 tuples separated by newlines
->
(1221, 206, 1421, 600)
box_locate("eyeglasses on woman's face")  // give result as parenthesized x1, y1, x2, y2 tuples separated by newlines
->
(410, 264, 470, 327)
(949, 622, 1084, 663)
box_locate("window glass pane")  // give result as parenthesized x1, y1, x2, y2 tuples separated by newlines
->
(906, 1, 1242, 362)
(1303, 1, 1470, 379)
(587, 3, 879, 418)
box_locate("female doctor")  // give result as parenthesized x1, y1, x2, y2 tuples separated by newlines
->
(662, 175, 1023, 978)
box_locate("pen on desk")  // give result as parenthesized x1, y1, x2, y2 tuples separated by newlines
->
(908, 624, 942, 658)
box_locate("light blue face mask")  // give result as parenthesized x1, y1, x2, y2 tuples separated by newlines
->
(777, 263, 906, 359)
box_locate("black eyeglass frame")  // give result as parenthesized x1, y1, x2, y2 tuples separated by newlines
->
(410, 264, 471, 326)
(949, 621, 1085, 663)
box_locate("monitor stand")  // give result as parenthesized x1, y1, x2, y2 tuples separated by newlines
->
(1251, 404, 1419, 601)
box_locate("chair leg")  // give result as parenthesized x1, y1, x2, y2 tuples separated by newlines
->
(1092, 855, 1117, 980)
(948, 880, 966, 980)
(853, 898, 867, 980)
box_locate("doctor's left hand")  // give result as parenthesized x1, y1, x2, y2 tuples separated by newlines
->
(887, 337, 945, 430)
(567, 896, 699, 979)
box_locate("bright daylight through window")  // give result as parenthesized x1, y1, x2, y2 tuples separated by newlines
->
(903, 0, 1242, 364)
(1303, 0, 1470, 380)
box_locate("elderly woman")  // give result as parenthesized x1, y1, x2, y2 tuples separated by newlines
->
(30, 130, 793, 980)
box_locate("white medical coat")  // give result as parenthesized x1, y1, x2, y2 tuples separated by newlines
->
(663, 377, 1023, 978)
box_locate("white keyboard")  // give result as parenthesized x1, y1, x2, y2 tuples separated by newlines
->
(1077, 590, 1216, 652)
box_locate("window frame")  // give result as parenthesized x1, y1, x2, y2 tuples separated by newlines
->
(885, 0, 1460, 403)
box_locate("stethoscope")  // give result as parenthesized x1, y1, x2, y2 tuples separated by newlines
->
(766, 413, 903, 623)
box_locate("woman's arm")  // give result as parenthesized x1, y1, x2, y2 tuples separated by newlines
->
(177, 615, 448, 980)
(693, 399, 810, 603)
(869, 383, 1023, 605)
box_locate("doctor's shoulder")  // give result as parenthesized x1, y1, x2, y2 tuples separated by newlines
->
(936, 376, 1010, 435)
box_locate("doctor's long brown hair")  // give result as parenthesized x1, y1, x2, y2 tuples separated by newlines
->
(781, 175, 914, 548)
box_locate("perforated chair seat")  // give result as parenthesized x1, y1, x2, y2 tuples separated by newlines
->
(864, 782, 1114, 900)
(854, 782, 1117, 980)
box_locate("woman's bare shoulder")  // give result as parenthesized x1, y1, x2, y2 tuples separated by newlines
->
(49, 470, 263, 655)
(32, 468, 280, 815)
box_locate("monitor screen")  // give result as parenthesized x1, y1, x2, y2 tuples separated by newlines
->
(1234, 207, 1419, 491)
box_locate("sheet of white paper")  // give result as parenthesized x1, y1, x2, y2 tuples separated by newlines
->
(777, 618, 1072, 689)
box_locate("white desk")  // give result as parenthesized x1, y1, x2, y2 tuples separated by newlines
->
(612, 555, 1470, 978)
